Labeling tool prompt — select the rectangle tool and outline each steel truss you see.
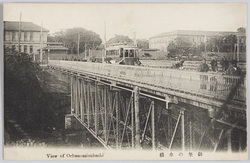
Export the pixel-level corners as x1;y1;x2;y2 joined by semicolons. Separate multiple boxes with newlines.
68;73;246;152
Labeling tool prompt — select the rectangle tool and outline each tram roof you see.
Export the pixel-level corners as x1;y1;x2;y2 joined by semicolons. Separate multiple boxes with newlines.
106;45;138;50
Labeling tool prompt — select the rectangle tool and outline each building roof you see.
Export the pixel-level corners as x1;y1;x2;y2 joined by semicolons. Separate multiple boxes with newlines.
4;21;49;32
150;30;239;39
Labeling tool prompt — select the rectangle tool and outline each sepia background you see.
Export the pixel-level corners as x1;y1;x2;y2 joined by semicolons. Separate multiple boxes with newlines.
1;2;249;160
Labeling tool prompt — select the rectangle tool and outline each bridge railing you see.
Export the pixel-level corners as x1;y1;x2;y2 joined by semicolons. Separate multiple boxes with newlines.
48;60;246;102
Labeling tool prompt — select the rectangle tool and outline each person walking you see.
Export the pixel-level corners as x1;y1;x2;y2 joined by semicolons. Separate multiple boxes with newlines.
210;58;218;72
225;60;242;76
198;59;209;72
220;56;229;72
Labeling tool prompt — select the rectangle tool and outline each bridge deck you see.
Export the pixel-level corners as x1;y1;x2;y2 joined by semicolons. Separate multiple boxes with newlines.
48;60;246;111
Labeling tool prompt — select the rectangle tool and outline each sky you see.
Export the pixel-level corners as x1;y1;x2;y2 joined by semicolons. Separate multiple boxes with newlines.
3;3;247;41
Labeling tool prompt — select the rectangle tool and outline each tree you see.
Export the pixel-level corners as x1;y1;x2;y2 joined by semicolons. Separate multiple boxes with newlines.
107;35;133;45
167;37;192;58
136;39;149;49
206;34;237;53
206;35;224;53
47;31;64;43
223;35;237;52
237;27;246;33
49;28;102;54
4;50;44;132
64;27;102;54
167;41;178;58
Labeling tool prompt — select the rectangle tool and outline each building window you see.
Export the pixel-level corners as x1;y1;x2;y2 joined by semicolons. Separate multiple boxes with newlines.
30;32;33;41
30;45;33;53
24;32;28;41
12;31;16;41
24;45;27;53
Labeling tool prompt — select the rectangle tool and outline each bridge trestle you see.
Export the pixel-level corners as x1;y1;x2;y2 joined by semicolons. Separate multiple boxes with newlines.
46;64;246;152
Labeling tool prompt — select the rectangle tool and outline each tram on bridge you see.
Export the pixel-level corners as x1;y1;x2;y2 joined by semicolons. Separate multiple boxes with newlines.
105;43;139;65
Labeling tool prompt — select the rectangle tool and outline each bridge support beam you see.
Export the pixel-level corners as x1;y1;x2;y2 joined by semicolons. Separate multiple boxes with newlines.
227;129;232;153
70;76;74;115
95;81;99;135
151;100;155;150
115;90;120;149
181;108;185;151
131;93;135;150
103;85;108;144
134;86;141;149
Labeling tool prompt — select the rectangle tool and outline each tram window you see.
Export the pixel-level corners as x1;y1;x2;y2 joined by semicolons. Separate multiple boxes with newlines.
129;50;134;57
125;50;129;57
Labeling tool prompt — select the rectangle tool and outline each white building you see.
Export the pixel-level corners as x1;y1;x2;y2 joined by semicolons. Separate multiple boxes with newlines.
149;30;238;52
4;21;49;54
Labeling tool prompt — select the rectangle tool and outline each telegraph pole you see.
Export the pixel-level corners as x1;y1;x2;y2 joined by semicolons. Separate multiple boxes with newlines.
40;21;43;64
133;31;137;47
18;12;22;52
103;22;107;63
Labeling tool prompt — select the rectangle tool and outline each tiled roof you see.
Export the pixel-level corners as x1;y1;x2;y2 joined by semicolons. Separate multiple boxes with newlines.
4;21;49;32
150;30;238;39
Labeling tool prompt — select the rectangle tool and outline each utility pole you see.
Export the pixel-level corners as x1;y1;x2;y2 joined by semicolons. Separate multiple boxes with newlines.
133;31;137;47
103;22;107;63
236;35;240;62
40;21;43;64
18;12;22;52
204;35;207;58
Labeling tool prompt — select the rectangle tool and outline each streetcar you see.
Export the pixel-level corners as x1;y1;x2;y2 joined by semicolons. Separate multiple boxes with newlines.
105;43;140;65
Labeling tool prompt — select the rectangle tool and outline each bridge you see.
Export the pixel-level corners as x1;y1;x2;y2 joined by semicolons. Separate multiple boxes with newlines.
47;60;246;152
